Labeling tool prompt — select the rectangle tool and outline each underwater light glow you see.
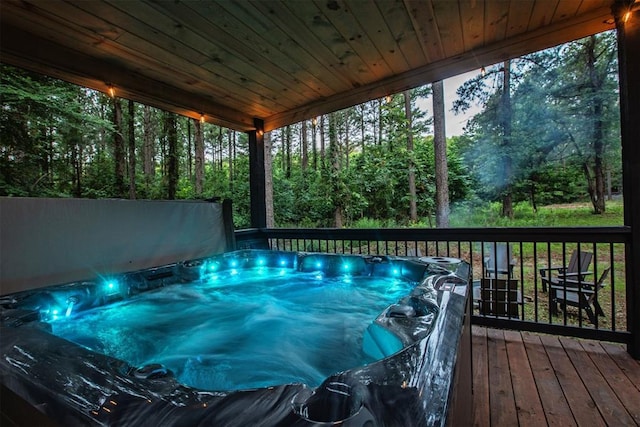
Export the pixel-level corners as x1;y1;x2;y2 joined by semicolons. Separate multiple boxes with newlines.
393;268;400;276
279;259;286;267
315;261;323;269
257;258;266;266
102;280;120;296
230;260;238;268
342;263;350;271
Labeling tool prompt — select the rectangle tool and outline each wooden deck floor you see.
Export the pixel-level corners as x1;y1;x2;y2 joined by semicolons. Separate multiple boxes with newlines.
472;326;640;427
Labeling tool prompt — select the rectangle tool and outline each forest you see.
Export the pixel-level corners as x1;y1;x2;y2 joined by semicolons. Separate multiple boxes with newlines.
0;31;622;229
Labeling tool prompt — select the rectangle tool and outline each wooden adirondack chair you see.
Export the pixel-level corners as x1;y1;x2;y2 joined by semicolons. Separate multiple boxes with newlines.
479;278;520;318
539;250;593;292
484;243;516;279
550;267;610;325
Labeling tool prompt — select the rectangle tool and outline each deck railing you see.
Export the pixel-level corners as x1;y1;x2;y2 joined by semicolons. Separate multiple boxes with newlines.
235;227;632;344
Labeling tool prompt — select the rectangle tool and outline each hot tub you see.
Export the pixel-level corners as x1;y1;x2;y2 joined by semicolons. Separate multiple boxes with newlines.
0;250;471;426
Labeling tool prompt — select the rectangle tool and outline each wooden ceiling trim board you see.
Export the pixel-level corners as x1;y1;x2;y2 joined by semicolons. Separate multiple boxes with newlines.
506;0;536;39
460;0;487;53
0;23;254;131
241;0;357;90
484;0;510;45
223;2;350;96
8;0;123;43
102;1;303;111
374;1;427;70
551;1;583;24
87;1;207;65
527;0;558;30
42;1;274;115
128;1;318;107
577;0;612;15
432;0;466;58
0;1;121;54
403;0;440;64
282;1;377;86
0;1;265;117
163;2;336;98
264;4;614;131
405;0;447;63
212;2;350;96
109;31;281;112
249;0;365;87
314;0;396;78
340;0;411;75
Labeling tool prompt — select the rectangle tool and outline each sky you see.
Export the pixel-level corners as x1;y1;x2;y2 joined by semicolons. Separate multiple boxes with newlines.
418;70;483;136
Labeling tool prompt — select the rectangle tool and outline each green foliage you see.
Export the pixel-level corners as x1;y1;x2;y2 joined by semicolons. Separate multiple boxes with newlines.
1;64;113;197
1;27;624;231
352;217;390;229
454;31;621;212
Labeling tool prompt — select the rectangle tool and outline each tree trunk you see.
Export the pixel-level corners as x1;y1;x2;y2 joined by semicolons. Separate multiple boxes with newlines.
432;81;450;227
587;35;606;214
264;131;275;227
72;141;82;198
312;118;318;170
194;118;204;197
501;60;514;219
160;115;167;179
360;105;366;154
128;99;136;199
344;111;350;170
113;97;126;198
47;125;54;186
142;105;155;196
166;112;178;199
217;127;223;170
377;99;383;146
187;119;192;181
329;113;343;227
404;90;418;223
228;130;234;193
320;115;326;169
301;120;308;171
285;125;292;178
530;182;538;213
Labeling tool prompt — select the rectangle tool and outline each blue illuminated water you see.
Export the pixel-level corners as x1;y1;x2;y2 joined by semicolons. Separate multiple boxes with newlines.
52;268;414;391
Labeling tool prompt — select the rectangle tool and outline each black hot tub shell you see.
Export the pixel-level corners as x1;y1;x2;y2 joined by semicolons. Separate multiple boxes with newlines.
0;250;471;426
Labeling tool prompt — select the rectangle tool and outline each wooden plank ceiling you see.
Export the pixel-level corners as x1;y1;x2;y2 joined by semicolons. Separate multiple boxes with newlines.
0;0;617;132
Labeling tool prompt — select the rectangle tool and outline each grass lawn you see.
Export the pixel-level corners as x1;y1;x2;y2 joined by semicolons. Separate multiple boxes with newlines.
449;199;624;228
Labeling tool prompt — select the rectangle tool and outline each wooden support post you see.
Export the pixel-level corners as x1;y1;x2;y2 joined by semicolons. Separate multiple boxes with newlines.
615;0;640;359
248;118;267;229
